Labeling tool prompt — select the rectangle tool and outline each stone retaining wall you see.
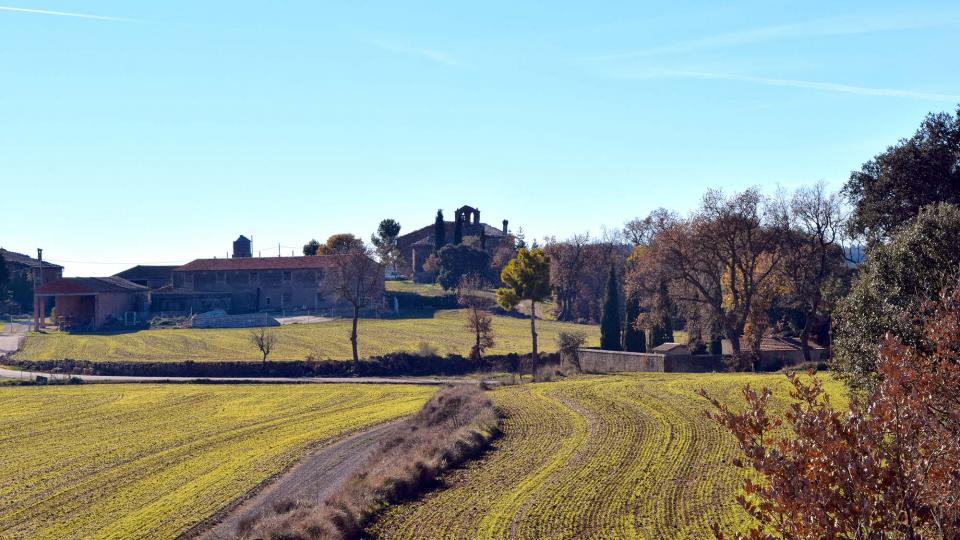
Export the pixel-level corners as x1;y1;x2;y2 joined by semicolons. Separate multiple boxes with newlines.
578;348;726;373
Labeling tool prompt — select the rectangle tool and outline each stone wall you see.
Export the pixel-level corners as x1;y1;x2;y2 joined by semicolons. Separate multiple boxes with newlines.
578;348;727;374
579;349;665;373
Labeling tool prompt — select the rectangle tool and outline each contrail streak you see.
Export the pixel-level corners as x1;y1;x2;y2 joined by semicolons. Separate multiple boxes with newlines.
0;5;136;22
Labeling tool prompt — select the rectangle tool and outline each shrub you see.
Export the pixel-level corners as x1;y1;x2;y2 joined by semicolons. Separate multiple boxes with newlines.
703;285;960;539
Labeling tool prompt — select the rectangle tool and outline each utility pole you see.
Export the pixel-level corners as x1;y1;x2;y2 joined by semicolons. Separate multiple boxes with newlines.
34;248;44;331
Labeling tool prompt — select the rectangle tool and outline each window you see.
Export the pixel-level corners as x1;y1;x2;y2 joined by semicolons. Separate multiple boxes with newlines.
265;297;271;306
316;269;325;281
250;272;258;282
216;272;226;284
283;271;292;281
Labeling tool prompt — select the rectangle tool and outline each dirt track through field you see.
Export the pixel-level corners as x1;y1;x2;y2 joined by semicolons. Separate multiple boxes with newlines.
191;420;405;539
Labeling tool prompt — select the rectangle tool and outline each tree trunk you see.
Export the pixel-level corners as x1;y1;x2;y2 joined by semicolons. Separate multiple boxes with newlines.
800;315;813;363
725;325;749;370
351;305;360;363
530;301;539;380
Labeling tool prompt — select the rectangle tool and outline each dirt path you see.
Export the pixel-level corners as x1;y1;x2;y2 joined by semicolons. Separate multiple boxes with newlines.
0;323;27;355
189;419;405;540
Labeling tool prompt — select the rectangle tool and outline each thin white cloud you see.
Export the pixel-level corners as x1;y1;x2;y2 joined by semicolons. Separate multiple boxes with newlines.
0;5;137;22
586;12;960;61
370;40;470;69
618;69;960;102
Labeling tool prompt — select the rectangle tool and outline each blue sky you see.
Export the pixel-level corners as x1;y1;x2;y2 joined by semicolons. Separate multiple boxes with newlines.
2;1;958;276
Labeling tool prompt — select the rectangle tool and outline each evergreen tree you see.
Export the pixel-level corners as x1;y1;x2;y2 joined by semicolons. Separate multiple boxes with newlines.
600;265;622;351
453;215;463;245
0;252;9;303
648;281;674;349
434;209;445;252
623;292;645;352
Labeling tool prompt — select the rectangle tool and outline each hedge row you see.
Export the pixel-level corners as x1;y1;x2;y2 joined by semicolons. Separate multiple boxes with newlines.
4;352;561;378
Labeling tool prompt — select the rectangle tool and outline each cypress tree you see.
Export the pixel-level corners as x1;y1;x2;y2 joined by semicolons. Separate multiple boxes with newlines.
0;252;9;303
648;281;674;349
623;292;645;352
434;209;445;252
453;215;463;245
600;265;622;350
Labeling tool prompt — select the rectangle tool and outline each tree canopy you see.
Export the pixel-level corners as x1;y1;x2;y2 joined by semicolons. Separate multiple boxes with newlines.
833;202;960;389
435;244;491;291
316;234;365;256
497;247;551;371
844;107;960;245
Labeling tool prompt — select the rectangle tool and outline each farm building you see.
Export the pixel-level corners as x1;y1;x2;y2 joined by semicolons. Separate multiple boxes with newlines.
651;342;690;356
153;252;384;315
395;204;512;282
722;334;828;367
34;277;150;331
1;248;63;282
113;265;177;290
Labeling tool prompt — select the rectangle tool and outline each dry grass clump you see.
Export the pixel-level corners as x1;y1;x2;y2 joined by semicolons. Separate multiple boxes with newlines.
245;384;500;540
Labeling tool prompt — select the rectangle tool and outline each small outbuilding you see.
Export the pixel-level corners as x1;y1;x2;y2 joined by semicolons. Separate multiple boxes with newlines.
722;334;828;368
651;342;690;356
35;277;150;331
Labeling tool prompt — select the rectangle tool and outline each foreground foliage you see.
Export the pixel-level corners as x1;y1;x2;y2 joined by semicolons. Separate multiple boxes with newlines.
372;373;845;538
14;309;598;362
0;383;434;539
832;203;960;389
705;287;960;539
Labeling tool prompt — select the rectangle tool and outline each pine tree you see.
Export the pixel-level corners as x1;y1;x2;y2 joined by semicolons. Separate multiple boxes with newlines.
434;209;445;252
623;291;646;352
648;281;674;349
453;215;463;245
600;265;622;351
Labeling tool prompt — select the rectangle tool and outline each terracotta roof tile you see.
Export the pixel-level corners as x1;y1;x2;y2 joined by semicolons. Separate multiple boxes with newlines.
174;256;346;272
36;277;148;295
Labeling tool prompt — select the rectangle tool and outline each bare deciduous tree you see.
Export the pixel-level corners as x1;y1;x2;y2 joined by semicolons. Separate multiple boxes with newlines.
780;182;849;361
249;327;277;365
334;245;385;363
457;274;495;362
633;189;785;366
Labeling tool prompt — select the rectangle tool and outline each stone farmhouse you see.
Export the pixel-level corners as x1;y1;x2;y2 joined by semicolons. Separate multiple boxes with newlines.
151;236;384;316
396;204;511;282
1;248;64;283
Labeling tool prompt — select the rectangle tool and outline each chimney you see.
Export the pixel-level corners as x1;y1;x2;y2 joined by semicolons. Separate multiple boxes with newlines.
502;219;509;235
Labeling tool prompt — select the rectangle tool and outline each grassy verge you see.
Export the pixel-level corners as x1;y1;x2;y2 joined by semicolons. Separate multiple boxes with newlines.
247;385;499;539
15;310;598;362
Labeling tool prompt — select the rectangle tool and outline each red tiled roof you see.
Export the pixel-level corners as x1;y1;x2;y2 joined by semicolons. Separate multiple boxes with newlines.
174;256;345;272
114;265;178;281
730;335;825;352
35;277;148;295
